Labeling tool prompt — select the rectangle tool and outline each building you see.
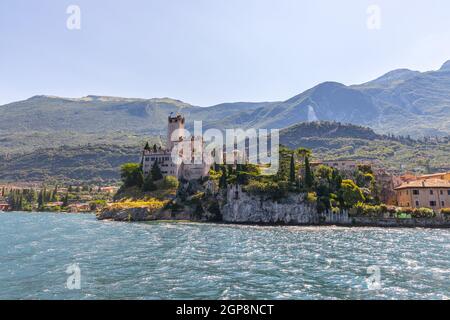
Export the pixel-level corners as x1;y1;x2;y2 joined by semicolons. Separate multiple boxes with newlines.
417;172;450;181
141;114;210;181
395;179;450;210
0;203;9;211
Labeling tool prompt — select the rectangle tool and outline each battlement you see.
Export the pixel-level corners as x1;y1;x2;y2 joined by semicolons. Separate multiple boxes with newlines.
168;113;185;124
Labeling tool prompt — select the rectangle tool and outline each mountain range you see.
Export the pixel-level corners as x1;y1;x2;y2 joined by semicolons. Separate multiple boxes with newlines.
1;60;450;182
1;60;450;155
1;121;448;184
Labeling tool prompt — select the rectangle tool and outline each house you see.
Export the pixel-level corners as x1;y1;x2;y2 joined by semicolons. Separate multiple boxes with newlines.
395;179;450;210
46;202;64;208
68;203;91;213
417;172;450;181
99;186;119;194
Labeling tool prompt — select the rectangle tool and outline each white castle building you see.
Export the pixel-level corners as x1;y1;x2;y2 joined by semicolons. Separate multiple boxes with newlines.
141;114;211;181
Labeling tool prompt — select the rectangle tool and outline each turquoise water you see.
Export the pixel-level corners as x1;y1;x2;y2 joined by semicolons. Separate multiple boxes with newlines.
0;212;449;300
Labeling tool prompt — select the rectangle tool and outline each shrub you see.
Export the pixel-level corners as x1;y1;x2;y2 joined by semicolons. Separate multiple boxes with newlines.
412;207;435;218
306;192;317;203
89;200;107;210
340;180;365;208
120;163;144;188
161;176;179;190
109;199;167;211
440;208;450;215
244;180;288;200
387;206;398;214
351;202;388;217
399;207;413;214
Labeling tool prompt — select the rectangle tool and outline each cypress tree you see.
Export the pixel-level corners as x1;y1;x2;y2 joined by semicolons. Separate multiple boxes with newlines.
304;156;314;189
289;153;296;183
52;185;58;201
219;166;228;189
142;173;157;192
151;162;163;181
37;190;44;210
62;192;69;207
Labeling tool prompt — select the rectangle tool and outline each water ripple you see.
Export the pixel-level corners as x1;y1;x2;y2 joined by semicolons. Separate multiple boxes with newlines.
0;212;449;299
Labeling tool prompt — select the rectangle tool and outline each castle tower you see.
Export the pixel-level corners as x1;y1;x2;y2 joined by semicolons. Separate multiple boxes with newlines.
167;113;185;151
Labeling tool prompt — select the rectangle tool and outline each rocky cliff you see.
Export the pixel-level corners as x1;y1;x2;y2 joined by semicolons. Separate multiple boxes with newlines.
221;185;318;224
97;206;191;222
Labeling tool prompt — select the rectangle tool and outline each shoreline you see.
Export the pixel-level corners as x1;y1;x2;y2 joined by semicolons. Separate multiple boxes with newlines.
5;211;450;229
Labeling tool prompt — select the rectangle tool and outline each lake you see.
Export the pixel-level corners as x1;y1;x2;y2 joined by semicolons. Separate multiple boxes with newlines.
0;212;449;299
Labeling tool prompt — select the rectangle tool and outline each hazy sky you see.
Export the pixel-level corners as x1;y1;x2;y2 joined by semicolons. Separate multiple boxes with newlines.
1;0;450;106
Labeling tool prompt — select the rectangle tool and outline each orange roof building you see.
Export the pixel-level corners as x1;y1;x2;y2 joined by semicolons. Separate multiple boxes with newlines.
395;179;450;210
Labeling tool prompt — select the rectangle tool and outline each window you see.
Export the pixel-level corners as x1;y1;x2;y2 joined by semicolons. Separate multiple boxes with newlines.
440;190;444;195
430;201;437;207
430;190;434;195
448;190;450;196
145;157;149;161
406;190;409;195
413;190;419;195
415;201;419;206
442;201;445;207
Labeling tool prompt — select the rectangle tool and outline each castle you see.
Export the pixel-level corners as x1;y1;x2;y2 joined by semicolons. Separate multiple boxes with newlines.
141;114;211;181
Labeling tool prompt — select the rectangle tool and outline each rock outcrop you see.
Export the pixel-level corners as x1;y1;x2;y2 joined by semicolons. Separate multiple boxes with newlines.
221;185;318;224
97;207;156;221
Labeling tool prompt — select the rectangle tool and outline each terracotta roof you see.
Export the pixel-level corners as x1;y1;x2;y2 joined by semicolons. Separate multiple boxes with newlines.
418;172;450;179
395;179;450;190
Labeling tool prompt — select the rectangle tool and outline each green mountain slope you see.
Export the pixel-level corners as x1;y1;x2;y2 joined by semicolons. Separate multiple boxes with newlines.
280;122;450;174
1;122;448;184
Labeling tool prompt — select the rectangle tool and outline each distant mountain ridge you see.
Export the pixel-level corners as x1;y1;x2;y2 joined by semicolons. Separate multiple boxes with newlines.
1;60;450;156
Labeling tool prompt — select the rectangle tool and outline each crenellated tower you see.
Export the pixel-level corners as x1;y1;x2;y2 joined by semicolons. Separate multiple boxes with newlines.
167;113;185;151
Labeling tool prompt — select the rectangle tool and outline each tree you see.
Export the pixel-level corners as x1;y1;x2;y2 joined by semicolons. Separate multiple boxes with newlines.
150;162;164;181
316;165;333;188
52;185;58;201
142;173;157;192
37;189;45;210
289;153;296;184
304;156;314;189
296;148;312;163
219;166;228;189
120;163;144;188
331;169;342;193
340;180;365;208
153;144;158;153
144;142;151;151
62;192;69;207
161;176;179;190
